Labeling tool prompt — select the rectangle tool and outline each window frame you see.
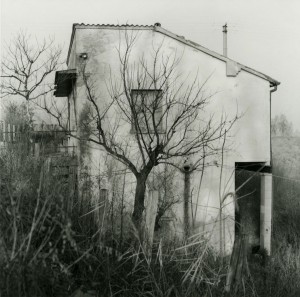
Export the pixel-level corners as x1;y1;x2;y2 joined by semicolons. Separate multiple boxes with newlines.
130;89;164;134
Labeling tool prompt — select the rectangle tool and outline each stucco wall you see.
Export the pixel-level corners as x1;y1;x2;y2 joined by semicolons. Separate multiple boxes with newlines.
67;27;271;252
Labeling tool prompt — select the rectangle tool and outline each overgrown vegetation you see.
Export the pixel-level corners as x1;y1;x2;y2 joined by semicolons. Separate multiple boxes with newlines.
1;129;300;297
0;135;229;296
269;134;300;297
0;138;75;296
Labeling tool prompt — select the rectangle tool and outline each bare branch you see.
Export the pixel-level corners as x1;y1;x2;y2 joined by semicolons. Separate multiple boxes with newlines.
1;31;63;104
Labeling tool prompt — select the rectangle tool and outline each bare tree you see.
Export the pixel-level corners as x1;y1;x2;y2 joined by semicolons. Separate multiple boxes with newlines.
41;31;238;238
1;31;62;115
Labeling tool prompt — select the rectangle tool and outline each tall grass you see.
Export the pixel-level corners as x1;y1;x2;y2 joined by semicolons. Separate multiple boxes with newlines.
260;136;300;297
0;140;78;296
0;137;230;296
1;135;300;297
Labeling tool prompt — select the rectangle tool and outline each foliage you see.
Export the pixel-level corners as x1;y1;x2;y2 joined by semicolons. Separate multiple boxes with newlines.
272;136;300;243
271;114;293;137
3;102;34;125
266;135;300;296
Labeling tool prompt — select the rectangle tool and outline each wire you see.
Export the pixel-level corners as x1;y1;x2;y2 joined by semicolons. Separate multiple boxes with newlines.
272;174;300;183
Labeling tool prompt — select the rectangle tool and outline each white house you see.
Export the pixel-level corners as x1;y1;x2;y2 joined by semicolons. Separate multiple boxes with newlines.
54;23;279;254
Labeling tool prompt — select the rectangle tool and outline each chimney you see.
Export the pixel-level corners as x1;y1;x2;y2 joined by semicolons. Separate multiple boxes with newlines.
222;23;228;57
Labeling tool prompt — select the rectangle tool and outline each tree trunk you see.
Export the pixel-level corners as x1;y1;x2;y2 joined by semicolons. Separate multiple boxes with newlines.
132;174;148;235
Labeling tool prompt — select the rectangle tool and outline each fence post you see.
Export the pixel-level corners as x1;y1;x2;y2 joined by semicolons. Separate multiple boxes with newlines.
34;143;40;158
12;125;16;142
99;178;108;238
0;121;3;142
7;123;11;142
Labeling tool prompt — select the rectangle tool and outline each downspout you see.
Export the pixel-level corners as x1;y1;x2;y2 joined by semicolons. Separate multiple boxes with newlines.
266;83;278;255
270;83;278;168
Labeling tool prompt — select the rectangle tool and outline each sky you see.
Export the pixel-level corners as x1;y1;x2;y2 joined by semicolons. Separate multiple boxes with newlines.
1;0;300;129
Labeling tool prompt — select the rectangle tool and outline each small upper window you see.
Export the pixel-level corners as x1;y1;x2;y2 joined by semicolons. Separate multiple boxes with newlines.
130;89;163;134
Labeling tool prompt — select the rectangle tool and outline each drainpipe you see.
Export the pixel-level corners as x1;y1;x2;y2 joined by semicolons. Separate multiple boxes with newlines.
261;83;278;255
270;84;278;168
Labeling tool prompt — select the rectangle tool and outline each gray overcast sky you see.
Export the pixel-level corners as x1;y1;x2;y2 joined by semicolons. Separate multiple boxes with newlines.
1;0;300;129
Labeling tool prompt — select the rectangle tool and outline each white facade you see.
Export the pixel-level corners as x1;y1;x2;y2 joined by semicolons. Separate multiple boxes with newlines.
56;24;279;254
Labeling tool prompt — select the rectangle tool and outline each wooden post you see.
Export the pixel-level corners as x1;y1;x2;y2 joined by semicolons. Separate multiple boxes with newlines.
260;173;272;255
0;121;4;142
99;188;108;234
3;122;6;142
34;143;40;158
7;123;11;142
12;124;16;142
225;234;250;294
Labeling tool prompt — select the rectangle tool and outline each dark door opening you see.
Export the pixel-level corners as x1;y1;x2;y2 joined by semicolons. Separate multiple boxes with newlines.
235;162;264;251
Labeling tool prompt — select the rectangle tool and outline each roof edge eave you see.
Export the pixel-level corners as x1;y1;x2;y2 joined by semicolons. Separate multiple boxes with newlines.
66;23;280;86
154;26;280;85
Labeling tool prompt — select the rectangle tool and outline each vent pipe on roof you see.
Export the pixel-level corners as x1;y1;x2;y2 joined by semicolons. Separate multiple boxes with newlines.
223;23;228;57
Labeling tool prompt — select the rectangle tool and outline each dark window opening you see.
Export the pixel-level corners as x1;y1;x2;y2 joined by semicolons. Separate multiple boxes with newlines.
130;89;163;134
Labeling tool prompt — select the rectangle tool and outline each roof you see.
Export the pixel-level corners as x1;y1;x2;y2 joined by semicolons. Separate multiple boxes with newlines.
67;23;280;86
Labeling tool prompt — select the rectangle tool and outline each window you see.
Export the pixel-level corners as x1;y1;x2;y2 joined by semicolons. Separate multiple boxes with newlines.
130;89;163;134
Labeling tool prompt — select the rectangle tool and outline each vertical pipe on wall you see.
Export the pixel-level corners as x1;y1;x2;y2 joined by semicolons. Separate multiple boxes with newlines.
265;84;277;255
270;84;278;167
